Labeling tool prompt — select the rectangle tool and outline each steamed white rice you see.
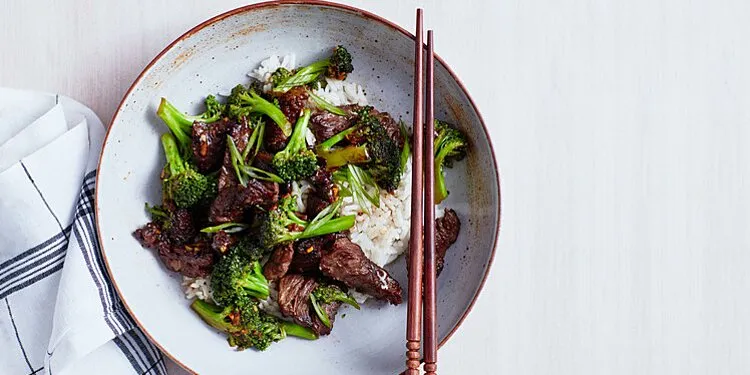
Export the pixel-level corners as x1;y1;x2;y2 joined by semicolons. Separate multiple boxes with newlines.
184;54;410;304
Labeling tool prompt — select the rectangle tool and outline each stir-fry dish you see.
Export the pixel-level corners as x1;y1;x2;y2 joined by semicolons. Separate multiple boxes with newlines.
133;46;468;351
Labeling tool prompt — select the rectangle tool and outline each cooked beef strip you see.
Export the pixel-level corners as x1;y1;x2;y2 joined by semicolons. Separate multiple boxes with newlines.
264;118;288;152
435;208;460;276
319;237;403;305
165;208;197;245
211;230;237;254
209;180;279;223
309;107;357;142
277;86;309;125
134;222;214;278
277;274;340;336
252;150;275;172
192;119;234;173
209;121;279;223
305;168;336;218
263;242;294;281
288;233;349;275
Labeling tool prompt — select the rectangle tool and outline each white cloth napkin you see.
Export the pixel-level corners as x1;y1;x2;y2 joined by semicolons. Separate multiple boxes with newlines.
0;88;166;375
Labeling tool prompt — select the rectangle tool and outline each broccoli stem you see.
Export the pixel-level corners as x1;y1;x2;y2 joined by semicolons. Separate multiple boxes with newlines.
273;59;330;93
399;120;411;172
157;98;193;149
434;146;453;204
309;294;331;328
239;91;291;136
317;126;359;151
239;262;270;300
336;294;361;309
161;133;186;176
317;145;369;168
191;299;235;333
282;321;318;340
285;108;312;155
144;203;168;220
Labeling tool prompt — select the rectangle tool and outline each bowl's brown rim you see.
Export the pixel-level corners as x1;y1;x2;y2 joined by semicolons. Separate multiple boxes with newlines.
95;1;502;373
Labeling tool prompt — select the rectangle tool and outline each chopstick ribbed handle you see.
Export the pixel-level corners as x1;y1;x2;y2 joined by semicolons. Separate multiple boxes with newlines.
406;340;421;374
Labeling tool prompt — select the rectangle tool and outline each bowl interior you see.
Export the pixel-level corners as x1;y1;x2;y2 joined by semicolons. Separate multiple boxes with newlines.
97;3;499;374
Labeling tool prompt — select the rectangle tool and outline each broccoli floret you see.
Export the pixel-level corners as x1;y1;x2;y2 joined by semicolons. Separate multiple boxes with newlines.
273;45;354;93
309;283;360;328
157;95;223;153
211;246;270;307
316;107;402;191
326;45;354;80
226;84;291;136
433;119;468;204
270;67;292;88
259;197;355;250
313;284;360;309
271;109;318;181
160;133;210;208
191;299;289;351
231;235;268;262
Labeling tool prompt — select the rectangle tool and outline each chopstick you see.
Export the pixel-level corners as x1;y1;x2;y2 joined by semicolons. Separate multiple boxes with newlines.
423;29;438;375
405;8;425;375
406;8;439;375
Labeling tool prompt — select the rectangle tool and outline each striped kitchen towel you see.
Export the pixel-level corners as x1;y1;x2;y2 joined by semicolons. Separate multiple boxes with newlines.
0;88;166;375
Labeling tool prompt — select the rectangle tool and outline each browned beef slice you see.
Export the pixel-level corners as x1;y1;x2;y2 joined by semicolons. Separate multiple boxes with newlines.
319;237;403;305
134;223;214;278
211;230;237;254
309;106;358;142
289;236;325;275
264;118;289;152
305;169;336;218
435;208;460;276
192;119;234;173
208;180;279;223
209;122;279;223
263;242;294;281
277;274;340;336
277;86;309;125
165;208;197;245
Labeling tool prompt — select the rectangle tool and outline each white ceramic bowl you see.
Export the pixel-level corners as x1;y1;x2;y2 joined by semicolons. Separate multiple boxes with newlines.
97;2;500;374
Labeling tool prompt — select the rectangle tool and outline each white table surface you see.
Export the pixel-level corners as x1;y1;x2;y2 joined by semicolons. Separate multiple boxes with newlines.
3;0;750;374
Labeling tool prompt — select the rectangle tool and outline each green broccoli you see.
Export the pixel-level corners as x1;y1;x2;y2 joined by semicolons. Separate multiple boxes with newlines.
271;108;318;181
157;95;223;153
259;197;355;250
191;299;317;351
312;284;360;308
273;45;354;93
316;107;402;191
210;246;270;307
326;45;354;80
309;283;360;328
270;67;292;88
160;133;210;208
433;119;468;204
225;84;291;136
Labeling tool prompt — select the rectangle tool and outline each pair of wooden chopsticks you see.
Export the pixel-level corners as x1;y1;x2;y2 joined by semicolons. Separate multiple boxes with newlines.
406;8;438;375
